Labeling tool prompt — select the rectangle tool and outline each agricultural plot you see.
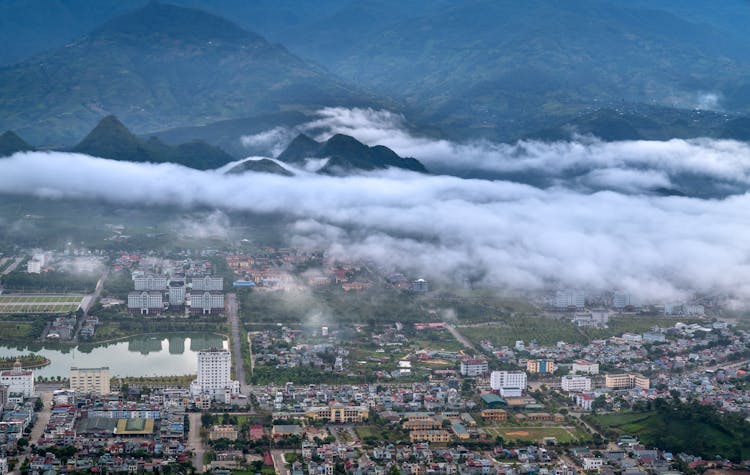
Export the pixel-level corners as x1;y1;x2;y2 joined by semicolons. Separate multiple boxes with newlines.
0;294;84;313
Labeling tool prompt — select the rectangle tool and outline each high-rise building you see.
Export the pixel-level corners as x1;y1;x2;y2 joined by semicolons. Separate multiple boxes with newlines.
69;367;111;395
127;291;164;315
612;292;631;309
561;375;592;392
604;373;650;390
190;291;225;315
168;281;186;307
192;276;223;291
190;348;239;402
555;290;585;310
490;371;527;397
133;275;168;291
527;359;556;374
459;358;488;377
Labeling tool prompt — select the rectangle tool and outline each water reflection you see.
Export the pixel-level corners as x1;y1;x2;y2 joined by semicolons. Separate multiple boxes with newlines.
0;333;227;378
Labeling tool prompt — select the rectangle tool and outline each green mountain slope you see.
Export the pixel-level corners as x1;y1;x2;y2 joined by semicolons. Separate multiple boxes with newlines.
0;2;380;146
225;159;293;176
71;115;235;170
276;133;428;174
0;131;36;157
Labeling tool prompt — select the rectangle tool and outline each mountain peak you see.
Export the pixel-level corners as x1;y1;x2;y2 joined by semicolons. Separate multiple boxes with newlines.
275;133;428;175
0;130;35;157
92;2;260;43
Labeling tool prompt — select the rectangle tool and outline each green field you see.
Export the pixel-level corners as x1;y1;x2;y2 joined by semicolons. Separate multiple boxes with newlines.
0;294;83;313
484;426;584;443
0;322;36;338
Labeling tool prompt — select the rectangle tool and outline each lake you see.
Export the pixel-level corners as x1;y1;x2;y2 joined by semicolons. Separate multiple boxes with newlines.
0;333;227;378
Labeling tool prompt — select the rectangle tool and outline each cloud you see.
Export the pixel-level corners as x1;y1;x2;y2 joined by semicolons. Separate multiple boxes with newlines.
294;107;750;195
240;127;297;156
2;146;750;304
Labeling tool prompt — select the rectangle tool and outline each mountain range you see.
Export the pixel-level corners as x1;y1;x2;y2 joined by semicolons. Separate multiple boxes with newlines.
0;2;382;146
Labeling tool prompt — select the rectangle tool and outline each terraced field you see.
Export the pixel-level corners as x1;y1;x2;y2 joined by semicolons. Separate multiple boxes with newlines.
0;294;84;313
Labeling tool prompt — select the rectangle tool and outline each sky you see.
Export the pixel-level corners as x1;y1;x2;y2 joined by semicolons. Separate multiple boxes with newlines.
2;107;750;304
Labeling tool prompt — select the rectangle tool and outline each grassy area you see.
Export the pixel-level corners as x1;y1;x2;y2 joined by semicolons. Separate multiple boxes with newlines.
0;322;37;339
587;403;750;462
485;426;581;443
460;318;588;346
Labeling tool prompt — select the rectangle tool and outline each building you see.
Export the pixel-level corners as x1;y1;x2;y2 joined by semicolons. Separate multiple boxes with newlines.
26;259;42;274
409;430;451;443
490;371;527;397
0;361;34;398
605;373;650;390
127;291;163;315
582;458;604;471
480;409;508;421
69;367;110;395
168;281;186;308
571;360;600;375
555;290;585;310
133;275;168;291
410;278;429;293
527;359;556;374
612;292;631;309
190;348;239;402
192;275;223;291
209;425;238;441
460;358;488;377
561;375;592;392
305;404;369;423
190;291;225;315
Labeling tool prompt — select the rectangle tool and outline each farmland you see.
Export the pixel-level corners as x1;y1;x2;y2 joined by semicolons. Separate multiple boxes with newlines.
0;294;84;313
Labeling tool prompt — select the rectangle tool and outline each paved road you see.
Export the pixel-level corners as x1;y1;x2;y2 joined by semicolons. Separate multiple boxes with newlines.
270;450;289;475
446;324;477;352
226;293;250;394
1;257;24;276
12;392;53;474
187;413;205;473
73;269;109;342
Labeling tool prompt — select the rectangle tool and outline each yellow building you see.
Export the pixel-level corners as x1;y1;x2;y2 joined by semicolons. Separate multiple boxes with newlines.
526;359;556;374
605;373;650;390
69;367;110;395
480;409;508;421
403;418;441;430
305;404;369;423
409;430;451;443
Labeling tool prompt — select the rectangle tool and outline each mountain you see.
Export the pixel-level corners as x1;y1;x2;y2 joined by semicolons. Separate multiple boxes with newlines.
0;2;382;146
225;159;293;176
719;117;750;141
0;131;36;157
276;133;428;174
71;115;235;169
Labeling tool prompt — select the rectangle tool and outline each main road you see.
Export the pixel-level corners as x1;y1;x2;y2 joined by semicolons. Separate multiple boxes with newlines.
187;413;205;473
226;293;251;395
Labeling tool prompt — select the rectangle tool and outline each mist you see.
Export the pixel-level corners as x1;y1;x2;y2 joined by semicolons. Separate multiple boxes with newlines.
3;138;750;304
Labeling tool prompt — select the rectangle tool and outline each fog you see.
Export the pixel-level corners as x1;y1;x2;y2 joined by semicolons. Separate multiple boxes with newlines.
2;139;750;303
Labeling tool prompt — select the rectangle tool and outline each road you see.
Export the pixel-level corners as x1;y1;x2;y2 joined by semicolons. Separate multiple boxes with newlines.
73;269;108;342
187;413;205;473
1;256;24;276
446;324;477;352
12;391;53;474
270;450;289;475
226;293;250;395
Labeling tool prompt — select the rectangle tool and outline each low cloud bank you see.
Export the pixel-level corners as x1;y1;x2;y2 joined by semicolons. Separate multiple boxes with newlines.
2;150;750;302
242;107;750;195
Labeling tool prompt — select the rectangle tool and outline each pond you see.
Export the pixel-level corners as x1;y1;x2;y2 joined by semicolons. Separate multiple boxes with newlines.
0;333;227;378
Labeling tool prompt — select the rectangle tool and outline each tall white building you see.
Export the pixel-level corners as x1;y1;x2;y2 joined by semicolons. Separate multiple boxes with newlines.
571;360;600;375
555;290;585;310
490;371;527;397
127;291;164;315
460;358;488;377
190;291;225;315
70;367;110;395
192;276;223;291
561;375;592;392
612;292;631;309
133;275;168;291
0;361;34;398
168;281;186;307
190;348;239;402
